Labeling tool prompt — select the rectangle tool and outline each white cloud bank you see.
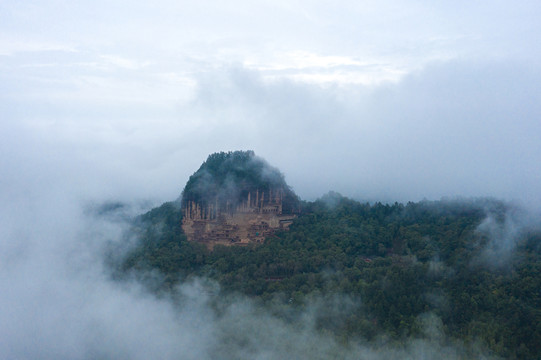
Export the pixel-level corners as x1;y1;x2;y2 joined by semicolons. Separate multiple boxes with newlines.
2;58;540;204
1;1;540;204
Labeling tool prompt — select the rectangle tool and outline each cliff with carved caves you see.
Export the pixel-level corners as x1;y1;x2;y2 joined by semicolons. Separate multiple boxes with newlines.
180;151;299;248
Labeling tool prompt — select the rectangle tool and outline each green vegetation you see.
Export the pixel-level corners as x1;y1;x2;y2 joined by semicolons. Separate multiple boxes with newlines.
121;193;541;359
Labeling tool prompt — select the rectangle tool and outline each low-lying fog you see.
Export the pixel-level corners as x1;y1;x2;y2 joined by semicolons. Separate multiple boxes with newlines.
0;182;499;359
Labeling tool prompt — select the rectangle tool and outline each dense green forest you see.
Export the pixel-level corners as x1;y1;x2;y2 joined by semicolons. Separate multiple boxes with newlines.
120;193;541;359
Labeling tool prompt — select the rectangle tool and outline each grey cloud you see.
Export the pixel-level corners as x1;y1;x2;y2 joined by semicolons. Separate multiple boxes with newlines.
181;60;541;205
2;57;539;206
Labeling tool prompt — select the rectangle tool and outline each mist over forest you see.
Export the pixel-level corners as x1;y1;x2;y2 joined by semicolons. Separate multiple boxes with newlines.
2;1;541;359
1;144;540;359
114;151;540;359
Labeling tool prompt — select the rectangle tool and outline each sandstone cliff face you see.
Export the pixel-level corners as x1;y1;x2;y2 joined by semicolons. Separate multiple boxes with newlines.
180;151;300;248
182;188;296;248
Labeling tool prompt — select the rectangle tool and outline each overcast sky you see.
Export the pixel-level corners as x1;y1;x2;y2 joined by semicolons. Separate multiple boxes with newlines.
1;0;541;205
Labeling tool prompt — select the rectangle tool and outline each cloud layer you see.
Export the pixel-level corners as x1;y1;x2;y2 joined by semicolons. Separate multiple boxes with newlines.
3;60;540;204
2;1;540;204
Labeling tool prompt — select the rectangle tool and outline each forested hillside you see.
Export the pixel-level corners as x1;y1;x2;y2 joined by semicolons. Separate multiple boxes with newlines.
120;193;541;359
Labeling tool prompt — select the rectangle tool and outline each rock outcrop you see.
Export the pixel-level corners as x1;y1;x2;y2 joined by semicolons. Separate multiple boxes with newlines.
180;151;299;248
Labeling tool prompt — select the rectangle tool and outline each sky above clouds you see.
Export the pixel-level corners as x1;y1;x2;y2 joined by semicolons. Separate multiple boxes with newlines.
1;0;541;204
